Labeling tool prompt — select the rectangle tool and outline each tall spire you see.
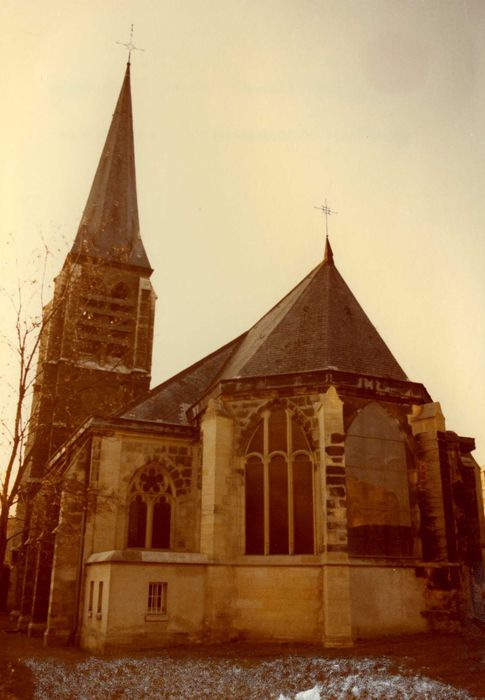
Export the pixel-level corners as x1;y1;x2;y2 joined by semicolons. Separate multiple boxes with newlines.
71;63;151;269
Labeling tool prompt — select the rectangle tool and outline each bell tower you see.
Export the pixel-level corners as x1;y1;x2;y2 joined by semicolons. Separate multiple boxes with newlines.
28;61;155;479
15;62;155;635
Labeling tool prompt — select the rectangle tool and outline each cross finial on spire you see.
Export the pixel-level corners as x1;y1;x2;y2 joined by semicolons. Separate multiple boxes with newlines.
116;24;145;64
314;199;337;239
314;199;337;260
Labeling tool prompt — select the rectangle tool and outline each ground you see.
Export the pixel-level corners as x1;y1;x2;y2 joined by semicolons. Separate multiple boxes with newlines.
1;615;484;699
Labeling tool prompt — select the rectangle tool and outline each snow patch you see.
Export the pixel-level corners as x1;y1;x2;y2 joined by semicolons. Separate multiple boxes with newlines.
295;685;321;700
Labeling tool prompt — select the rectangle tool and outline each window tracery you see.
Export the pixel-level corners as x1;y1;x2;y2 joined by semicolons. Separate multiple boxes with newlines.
245;407;314;555
127;463;174;549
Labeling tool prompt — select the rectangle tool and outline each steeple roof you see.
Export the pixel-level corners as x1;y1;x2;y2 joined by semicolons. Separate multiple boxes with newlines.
71;63;151;269
217;243;407;381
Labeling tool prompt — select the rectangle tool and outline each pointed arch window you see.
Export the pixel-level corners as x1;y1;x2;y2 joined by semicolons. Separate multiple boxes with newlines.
127;463;174;549
245;408;315;555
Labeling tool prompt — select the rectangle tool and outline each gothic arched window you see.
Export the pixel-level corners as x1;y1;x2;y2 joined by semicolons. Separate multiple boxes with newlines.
127;463;174;549
245;408;314;555
345;403;412;557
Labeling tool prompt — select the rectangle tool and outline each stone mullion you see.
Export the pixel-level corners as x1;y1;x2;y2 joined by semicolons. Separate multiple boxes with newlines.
286;409;294;555
263;411;270;556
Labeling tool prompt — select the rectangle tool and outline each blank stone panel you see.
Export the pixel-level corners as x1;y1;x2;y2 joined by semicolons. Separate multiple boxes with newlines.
346;403;412;557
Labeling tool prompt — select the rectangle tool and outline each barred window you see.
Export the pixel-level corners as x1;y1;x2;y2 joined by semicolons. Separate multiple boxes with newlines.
97;581;103;616
147;581;167;616
88;580;94;616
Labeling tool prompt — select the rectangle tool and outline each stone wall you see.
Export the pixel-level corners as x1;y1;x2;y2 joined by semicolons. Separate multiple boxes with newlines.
349;565;427;638
233;565;322;641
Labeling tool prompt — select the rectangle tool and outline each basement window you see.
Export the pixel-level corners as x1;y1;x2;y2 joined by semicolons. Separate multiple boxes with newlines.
96;581;103;619
146;581;168;620
87;580;94;618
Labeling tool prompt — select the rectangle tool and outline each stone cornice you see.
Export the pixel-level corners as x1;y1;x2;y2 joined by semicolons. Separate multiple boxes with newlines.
187;368;431;422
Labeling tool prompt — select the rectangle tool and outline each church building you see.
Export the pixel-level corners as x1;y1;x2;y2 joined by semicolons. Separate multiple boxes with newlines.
15;62;485;652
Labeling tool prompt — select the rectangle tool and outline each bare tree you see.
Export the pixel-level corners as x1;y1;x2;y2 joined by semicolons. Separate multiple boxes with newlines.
0;245;53;589
0;242;142;602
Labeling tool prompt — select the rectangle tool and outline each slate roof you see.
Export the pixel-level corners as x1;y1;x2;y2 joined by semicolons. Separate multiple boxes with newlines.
219;239;407;381
122;240;407;426
120;337;242;424
71;63;151;270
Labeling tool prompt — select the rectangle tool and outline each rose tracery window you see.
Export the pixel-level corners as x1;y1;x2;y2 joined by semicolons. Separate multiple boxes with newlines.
245;407;315;555
127;463;174;549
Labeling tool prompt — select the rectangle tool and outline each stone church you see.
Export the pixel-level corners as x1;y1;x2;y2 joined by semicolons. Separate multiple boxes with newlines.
13;62;485;652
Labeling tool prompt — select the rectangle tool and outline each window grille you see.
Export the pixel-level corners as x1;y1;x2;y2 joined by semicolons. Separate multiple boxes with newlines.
87;580;94;617
97;581;103;616
147;581;167;616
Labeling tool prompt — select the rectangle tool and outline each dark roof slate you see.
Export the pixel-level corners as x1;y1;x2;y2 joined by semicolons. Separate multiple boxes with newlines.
120;337;242;424
219;248;407;381
122;242;407;425
71;63;151;270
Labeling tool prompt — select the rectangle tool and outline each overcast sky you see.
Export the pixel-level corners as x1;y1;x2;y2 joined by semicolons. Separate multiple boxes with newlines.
1;0;484;464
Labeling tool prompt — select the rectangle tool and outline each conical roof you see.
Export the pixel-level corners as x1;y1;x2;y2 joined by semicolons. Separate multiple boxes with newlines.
219;239;407;381
123;241;408;427
71;63;151;269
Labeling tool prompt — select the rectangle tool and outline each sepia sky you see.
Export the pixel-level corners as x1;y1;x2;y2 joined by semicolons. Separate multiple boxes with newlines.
1;0;484;464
